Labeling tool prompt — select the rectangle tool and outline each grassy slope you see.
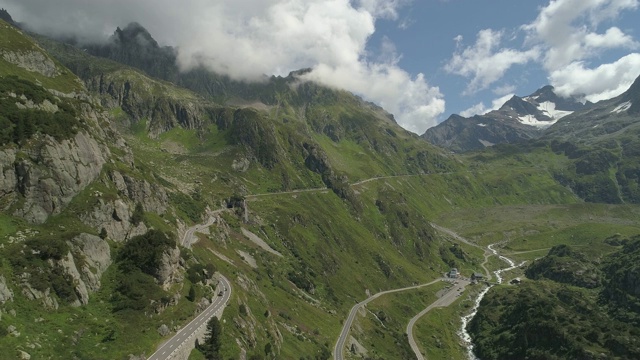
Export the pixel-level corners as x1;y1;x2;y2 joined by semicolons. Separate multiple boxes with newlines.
0;20;82;93
351;282;448;359
2;21;640;359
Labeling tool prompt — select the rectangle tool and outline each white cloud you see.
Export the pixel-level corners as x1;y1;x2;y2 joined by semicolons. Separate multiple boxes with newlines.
459;93;514;117
522;0;640;101
491;93;516;110
524;0;639;70
549;53;640;101
493;84;517;96
448;0;640;108
445;29;540;94
584;27;637;49
306;63;445;133
459;103;487;118
356;0;410;20
3;0;443;134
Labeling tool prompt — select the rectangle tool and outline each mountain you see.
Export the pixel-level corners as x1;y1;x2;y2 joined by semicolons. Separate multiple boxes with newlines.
1;16;640;360
0;8;16;26
545;74;640;142
422;85;589;152
2;19;544;359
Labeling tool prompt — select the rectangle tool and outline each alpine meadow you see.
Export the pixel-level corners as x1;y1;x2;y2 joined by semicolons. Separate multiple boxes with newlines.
1;2;640;360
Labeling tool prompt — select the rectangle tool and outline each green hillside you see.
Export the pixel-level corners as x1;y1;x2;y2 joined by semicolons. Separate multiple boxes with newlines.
0;18;639;360
469;239;640;360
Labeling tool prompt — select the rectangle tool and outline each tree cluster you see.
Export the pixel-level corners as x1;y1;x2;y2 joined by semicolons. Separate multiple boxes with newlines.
0;76;80;146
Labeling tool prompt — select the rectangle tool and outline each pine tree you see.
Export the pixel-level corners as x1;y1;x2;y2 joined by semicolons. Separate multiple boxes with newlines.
187;285;196;302
200;317;222;359
131;202;144;226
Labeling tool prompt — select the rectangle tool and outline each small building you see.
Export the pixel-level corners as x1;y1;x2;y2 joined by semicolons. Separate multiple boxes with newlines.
510;278;522;285
448;268;459;278
471;272;484;281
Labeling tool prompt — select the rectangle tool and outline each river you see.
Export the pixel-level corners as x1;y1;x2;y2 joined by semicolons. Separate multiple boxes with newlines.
458;244;522;360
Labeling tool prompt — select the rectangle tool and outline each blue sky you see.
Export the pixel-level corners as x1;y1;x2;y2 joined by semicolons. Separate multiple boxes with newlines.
369;0;640;121
3;0;640;134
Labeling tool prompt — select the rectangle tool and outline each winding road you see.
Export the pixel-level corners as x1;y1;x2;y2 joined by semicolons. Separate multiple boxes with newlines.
406;279;471;360
148;275;232;360
333;279;444;360
181;209;226;248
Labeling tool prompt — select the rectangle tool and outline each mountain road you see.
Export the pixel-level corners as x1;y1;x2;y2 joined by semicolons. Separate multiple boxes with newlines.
406;279;471;360
333;278;444;360
147;275;232;360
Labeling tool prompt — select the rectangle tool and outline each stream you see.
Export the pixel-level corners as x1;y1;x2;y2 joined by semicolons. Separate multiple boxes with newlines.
458;244;522;360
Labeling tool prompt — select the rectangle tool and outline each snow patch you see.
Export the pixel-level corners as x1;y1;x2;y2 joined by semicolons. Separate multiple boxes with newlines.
478;139;495;147
612;101;632;113
477;123;487;127
537;101;573;120
518;115;557;128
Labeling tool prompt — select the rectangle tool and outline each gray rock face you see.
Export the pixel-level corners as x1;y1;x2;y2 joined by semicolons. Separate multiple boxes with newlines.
21;283;58;310
58;252;89;307
85;73;208;138
157;246;181;287
157;324;170;337
54;233;112;306
1;50;59;77
110;171;168;214
69;233;112;293
14;98;59;112
0;132;109;224
0;148;18;198
0;276;13;303
232;158;250;172
80;198;148;242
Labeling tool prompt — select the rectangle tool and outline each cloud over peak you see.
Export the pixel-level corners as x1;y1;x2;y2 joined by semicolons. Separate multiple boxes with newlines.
4;0;445;134
447;0;640;108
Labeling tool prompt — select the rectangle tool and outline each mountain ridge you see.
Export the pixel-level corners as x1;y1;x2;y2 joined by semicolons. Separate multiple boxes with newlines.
2;14;640;360
422;85;590;152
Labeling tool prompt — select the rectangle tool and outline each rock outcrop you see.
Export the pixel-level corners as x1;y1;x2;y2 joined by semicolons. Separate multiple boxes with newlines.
1;49;60;77
0;275;13;303
58;252;90;306
69;233;112;292
85;73;209;138
157;246;182;287
21;282;58;310
56;233;112;306
110;171;168;214
80;198;148;242
0;132;109;224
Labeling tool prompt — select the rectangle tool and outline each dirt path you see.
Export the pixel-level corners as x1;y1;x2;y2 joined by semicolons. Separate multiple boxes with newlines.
240;228;283;257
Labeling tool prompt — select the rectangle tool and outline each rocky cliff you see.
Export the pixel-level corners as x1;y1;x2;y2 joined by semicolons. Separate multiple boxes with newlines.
1;131;109;224
85;71;213;138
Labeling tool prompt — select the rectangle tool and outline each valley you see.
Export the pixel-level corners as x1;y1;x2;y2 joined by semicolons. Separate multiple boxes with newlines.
0;14;639;360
